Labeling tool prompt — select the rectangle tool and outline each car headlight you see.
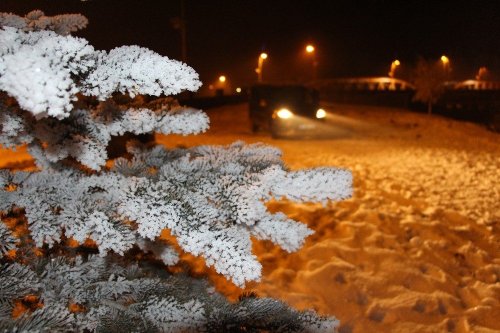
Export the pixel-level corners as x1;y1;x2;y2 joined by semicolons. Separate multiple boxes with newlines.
316;108;326;119
276;108;293;119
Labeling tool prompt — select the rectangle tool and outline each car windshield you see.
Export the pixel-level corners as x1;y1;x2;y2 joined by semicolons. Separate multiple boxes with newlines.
251;85;317;111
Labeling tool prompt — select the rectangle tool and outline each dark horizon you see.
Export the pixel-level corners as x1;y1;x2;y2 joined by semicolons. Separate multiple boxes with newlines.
2;0;500;91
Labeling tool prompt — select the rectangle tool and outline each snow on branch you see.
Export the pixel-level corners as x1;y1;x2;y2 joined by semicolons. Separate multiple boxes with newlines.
0;27;201;119
0;256;338;332
81;45;202;100
0;8;351;291
103;107;209;137
252;212;314;252
0;304;74;333
177;225;262;287
0;10;88;35
141;296;205;332
137;238;180;266
0;27;95;118
0;142;352;286
0;262;40;301
0;102;33;148
0;224;16;258
1;104;208;170
264;166;353;204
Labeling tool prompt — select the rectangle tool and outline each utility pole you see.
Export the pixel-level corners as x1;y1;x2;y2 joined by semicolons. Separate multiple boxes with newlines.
180;0;187;63
171;0;187;63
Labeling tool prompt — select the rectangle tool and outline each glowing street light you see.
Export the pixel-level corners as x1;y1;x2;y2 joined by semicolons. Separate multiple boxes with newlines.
440;55;451;75
213;75;227;96
256;52;268;83
305;44;318;81
388;59;400;78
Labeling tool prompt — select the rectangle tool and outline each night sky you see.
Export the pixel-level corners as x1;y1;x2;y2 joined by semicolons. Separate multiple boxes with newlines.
2;0;500;91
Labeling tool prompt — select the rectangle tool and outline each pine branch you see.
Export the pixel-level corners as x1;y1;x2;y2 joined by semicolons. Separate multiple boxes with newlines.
0;263;40;302
0;216;17;257
2;142;351;286
0;256;338;333
0;304;74;333
0;10;88;35
0;299;13;322
0;28;200;119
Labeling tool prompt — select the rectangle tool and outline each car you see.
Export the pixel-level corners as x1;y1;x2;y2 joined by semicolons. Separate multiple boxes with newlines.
249;84;327;138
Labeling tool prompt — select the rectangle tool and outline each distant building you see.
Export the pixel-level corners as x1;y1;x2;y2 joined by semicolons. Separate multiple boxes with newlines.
311;77;500;130
314;77;415;92
312;77;415;108
445;80;500;91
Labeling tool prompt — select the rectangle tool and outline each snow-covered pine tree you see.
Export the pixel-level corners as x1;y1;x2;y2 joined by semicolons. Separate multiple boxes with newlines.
0;10;352;332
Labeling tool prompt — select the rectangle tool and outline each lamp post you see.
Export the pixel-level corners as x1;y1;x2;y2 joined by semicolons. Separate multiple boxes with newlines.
256;52;268;83
305;44;318;81
170;0;188;63
213;75;227;96
388;59;400;78
440;55;450;70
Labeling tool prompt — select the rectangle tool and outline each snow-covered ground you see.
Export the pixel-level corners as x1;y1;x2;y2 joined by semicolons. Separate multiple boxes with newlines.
156;103;499;333
1;103;498;333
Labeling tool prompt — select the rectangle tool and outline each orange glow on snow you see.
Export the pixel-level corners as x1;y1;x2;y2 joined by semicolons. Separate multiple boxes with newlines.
1;103;499;332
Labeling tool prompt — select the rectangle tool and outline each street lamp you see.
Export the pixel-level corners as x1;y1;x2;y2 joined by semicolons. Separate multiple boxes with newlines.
440;55;450;69
305;44;318;81
256;52;268;83
440;55;451;77
388;59;400;78
213;75;227;96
